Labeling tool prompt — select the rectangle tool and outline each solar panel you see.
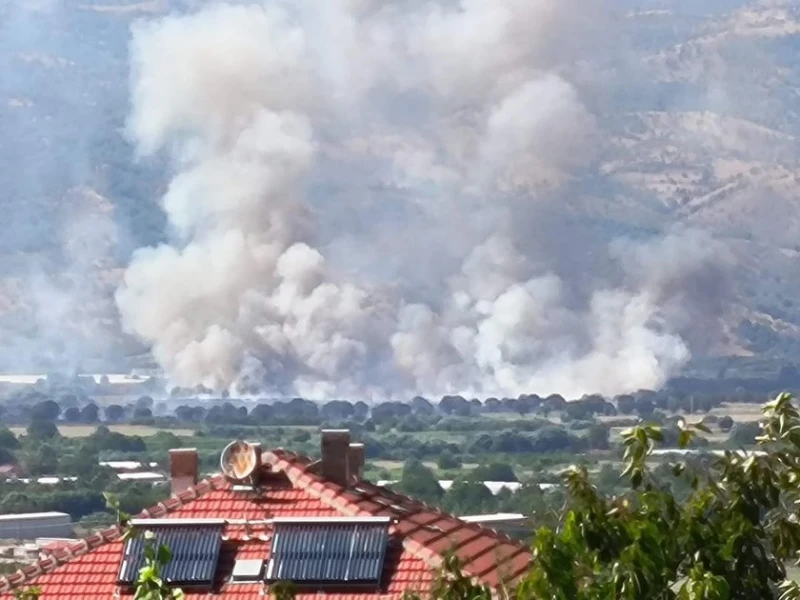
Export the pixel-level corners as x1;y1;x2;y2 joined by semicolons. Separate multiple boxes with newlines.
266;518;390;584
117;525;224;587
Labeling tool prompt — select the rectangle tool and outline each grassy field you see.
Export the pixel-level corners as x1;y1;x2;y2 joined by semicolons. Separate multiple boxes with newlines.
10;424;196;438
712;402;765;422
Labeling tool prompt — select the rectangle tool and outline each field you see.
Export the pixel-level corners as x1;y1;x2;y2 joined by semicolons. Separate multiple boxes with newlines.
9;424;196;438
710;402;765;422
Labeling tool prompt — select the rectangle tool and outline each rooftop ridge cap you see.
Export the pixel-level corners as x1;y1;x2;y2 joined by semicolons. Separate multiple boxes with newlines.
0;471;226;594
372;479;530;544
264;451;374;518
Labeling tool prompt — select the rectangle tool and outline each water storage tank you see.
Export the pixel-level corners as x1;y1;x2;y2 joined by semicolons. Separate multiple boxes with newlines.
0;512;73;540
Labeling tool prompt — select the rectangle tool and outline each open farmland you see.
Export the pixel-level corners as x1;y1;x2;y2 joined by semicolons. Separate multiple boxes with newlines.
9;424;195;438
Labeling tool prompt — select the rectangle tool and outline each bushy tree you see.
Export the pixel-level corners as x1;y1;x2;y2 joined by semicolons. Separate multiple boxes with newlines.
135;396;154;411
394;459;443;504
729;420;761;446
80;403;99;423
440;395;471;416
615;394;635;414
586;423;610;450
410;396;435;415
105;404;125;422
133;407;153;420
31;400;60;421
321;400;355;421
403;393;800;600
437;451;462;470
25;444;59;475
442;481;496;516
470;463;519;482
26;418;59;441
0;446;16;465
63;406;81;423
0;427;20;450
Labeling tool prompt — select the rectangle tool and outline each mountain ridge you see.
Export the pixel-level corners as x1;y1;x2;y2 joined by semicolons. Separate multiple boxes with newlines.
0;0;798;381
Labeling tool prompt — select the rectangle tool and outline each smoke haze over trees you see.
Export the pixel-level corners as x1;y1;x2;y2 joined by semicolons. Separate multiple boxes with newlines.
114;0;734;399
2;0;800;397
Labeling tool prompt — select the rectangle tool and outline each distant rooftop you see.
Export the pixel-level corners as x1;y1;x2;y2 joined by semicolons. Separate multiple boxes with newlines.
650;449;768;457
377;480;557;494
99;461;159;471
0;374;147;385
460;513;528;524
116;472;165;482
0;512;69;522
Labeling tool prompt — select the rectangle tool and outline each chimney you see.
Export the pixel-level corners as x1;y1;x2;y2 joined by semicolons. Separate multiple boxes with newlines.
250;441;262;483
348;443;365;482
169;448;198;495
250;441;262;470
321;429;350;486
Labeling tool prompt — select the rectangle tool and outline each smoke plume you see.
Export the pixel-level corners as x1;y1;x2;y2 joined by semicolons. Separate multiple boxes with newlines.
117;0;732;399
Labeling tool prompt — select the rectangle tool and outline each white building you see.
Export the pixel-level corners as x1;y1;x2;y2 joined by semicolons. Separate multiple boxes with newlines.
99;461;158;471
650;449;767;457
17;477;78;485
0;512;72;540
116;472;166;483
377;480;557;494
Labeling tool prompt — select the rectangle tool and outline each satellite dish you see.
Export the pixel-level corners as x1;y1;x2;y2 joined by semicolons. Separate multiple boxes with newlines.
220;440;258;481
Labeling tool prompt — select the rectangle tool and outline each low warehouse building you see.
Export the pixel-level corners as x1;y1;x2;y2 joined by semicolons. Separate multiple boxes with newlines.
0;513;72;541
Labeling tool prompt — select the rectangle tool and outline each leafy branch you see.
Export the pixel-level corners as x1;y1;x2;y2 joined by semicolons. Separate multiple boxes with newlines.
104;492;184;600
133;531;184;600
13;587;41;600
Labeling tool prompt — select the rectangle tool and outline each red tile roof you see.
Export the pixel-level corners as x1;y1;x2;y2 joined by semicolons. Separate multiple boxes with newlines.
0;449;532;599
0;464;17;476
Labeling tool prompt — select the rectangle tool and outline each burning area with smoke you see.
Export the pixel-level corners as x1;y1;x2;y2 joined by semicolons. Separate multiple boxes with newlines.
115;0;732;400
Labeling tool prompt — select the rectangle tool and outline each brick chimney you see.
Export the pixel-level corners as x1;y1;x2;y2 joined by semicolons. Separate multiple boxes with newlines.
250;442;262;470
321;430;350;486
169;448;198;495
348;443;365;482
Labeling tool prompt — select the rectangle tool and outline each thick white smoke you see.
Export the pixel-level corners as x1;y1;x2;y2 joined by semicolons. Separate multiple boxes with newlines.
117;0;730;399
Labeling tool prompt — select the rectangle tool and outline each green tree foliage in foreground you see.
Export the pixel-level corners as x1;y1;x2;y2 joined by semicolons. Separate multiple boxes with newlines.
405;393;800;600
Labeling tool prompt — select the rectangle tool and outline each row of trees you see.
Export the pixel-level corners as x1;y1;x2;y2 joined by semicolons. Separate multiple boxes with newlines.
0;394;740;429
6;378;800;429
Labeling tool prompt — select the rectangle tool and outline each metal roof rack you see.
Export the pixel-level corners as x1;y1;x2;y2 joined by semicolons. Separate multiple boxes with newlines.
129;518;227;527
270;516;390;525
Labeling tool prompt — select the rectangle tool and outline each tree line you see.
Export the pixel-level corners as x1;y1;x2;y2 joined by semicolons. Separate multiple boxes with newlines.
0;386;789;428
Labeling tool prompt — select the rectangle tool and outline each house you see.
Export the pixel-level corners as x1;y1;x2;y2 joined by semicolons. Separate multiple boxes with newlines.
0;430;533;599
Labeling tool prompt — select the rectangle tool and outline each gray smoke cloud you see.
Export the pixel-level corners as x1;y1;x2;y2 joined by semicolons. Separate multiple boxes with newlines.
0;0;144;374
116;0;732;399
